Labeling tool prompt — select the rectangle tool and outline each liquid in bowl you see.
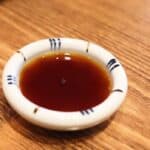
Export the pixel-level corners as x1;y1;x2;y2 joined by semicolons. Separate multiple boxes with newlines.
19;51;112;112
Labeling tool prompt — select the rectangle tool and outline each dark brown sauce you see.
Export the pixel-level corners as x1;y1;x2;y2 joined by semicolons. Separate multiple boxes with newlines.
19;51;112;112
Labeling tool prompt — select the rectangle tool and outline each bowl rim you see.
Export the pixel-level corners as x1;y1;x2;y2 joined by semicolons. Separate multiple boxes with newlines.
2;37;128;131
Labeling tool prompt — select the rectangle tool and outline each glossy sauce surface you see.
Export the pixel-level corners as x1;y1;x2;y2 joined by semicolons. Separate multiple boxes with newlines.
19;51;112;111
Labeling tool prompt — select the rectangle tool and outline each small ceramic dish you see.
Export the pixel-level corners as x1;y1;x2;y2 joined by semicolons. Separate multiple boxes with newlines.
2;38;128;131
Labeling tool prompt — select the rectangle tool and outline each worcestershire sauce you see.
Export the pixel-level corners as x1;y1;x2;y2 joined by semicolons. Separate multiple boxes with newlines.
19;51;112;111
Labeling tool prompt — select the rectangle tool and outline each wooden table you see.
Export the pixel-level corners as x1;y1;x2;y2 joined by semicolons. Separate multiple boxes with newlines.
0;0;149;149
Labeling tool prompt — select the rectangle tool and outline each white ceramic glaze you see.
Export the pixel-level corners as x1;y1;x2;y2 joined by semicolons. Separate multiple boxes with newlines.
2;38;128;131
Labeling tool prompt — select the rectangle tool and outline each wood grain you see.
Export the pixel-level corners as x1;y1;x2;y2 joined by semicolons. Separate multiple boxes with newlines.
0;0;150;149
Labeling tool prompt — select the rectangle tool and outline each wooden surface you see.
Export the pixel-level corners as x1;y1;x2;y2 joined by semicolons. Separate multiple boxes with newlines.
0;0;150;149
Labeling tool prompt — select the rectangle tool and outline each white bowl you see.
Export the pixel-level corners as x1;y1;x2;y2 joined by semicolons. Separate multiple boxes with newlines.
2;38;128;131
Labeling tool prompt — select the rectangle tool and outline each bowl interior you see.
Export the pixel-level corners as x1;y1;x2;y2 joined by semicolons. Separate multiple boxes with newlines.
18;50;113;112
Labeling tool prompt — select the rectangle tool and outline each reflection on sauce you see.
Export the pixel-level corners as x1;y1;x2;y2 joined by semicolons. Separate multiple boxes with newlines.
19;51;112;111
